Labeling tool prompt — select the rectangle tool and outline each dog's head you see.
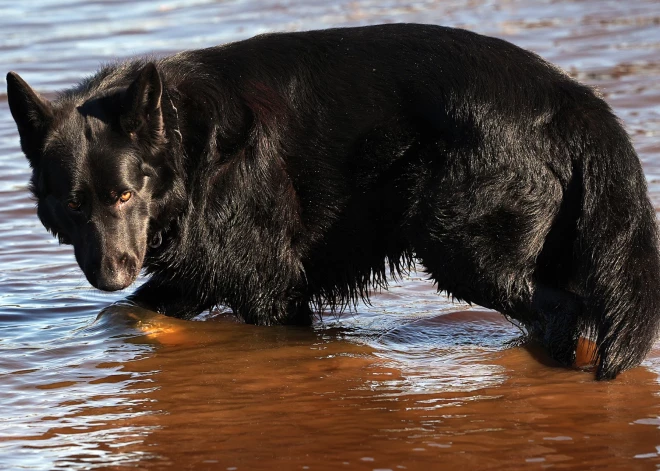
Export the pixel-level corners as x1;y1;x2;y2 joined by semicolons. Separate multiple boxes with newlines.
7;64;168;291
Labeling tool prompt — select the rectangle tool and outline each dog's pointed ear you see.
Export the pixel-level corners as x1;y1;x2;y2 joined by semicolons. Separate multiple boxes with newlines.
6;71;54;162
120;63;165;147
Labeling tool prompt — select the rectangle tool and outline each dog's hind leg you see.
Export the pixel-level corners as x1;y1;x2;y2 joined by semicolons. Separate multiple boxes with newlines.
420;245;585;367
411;166;588;367
526;285;585;366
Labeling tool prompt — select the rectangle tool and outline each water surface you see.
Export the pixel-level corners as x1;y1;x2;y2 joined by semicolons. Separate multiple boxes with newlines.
1;0;660;469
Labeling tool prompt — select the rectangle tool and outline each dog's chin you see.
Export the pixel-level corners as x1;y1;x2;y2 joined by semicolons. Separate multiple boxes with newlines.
87;266;142;292
93;277;136;292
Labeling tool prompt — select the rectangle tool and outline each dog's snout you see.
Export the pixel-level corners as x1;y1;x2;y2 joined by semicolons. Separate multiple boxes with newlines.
96;252;140;291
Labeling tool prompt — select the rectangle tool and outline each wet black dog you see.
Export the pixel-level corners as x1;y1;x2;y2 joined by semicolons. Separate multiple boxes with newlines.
7;24;660;379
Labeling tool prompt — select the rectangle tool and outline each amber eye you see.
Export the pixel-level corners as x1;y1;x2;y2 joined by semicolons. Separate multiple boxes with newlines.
68;200;81;211
119;191;132;203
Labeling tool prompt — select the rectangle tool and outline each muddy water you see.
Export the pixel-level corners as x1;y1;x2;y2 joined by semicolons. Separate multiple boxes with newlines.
1;0;660;469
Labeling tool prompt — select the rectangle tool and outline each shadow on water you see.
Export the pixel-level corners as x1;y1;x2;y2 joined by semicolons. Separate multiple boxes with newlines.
2;303;658;470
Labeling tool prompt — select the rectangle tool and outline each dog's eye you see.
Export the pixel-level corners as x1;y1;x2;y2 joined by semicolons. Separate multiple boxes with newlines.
119;191;132;203
68;200;81;211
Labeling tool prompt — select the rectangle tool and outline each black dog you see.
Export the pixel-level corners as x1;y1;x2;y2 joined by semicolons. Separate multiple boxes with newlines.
7;24;660;379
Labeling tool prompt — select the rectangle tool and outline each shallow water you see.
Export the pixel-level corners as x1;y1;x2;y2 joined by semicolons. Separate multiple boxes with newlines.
1;0;660;469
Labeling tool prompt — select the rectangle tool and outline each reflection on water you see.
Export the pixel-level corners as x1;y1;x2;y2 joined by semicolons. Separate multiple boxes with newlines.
0;308;154;469
1;0;660;469
4;304;660;470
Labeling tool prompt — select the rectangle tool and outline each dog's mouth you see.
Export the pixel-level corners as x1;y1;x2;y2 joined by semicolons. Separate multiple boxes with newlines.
92;253;143;292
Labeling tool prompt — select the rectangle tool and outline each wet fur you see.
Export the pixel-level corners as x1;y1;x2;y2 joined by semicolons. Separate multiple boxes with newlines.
7;24;660;379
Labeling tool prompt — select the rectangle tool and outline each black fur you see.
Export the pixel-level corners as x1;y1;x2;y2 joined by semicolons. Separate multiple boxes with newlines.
7;24;660;379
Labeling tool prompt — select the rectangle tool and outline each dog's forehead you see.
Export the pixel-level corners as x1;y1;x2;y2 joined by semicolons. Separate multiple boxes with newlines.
45;105;94;159
41;105;140;193
49;99;112;143
38;109;85;187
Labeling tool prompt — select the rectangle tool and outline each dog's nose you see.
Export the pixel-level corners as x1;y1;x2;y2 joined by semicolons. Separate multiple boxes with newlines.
96;252;140;291
117;252;138;272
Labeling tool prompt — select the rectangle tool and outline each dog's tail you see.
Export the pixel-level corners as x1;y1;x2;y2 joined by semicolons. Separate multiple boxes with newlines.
573;105;660;379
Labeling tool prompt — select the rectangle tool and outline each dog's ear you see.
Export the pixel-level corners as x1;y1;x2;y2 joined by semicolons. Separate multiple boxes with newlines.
120;63;166;150
6;72;54;163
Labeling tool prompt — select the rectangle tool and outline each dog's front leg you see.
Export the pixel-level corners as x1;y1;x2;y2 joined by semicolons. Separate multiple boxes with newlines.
127;276;207;320
127;276;313;325
237;293;313;326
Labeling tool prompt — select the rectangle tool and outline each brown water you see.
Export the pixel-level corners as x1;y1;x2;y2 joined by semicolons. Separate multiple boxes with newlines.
2;1;660;469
